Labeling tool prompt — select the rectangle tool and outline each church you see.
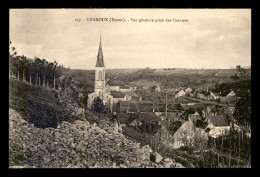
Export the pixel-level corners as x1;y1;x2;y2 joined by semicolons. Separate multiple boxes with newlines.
87;37;114;111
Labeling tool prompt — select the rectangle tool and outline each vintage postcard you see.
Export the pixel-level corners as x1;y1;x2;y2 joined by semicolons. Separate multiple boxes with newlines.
9;9;251;168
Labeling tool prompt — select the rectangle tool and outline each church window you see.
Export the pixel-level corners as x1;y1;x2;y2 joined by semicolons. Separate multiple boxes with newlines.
99;71;102;80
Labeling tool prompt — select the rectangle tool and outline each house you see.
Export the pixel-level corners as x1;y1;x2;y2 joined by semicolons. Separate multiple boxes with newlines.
197;89;211;100
206;115;229;126
119;85;132;92
173;121;196;149
190;90;197;98
130;86;137;91
111;91;127;104
119;101;131;113
195;120;209;141
181;102;197;106
129;119;143;127
196;119;208;129
206;115;230;138
197;91;204;100
135;101;153;112
109;86;120;92
131;95;142;102
175;89;186;98
155;86;161;92
225;90;236;97
125;91;138;101
194;111;200;116
202;90;211;100
219;90;240;103
177;87;186;91
184;87;193;96
158;111;184;122
188;114;201;124
209;91;221;100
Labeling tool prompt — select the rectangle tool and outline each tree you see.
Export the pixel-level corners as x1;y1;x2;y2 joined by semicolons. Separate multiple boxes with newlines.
9;41;17;79
41;59;48;87
236;65;241;71
46;62;54;88
78;91;88;109
28;59;35;85
91;97;105;113
34;57;42;85
13;56;20;80
154;90;176;119
19;55;28;82
233;95;251;131
52;61;63;89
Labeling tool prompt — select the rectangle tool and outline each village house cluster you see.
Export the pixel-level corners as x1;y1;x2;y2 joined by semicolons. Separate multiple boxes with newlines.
86;37;249;150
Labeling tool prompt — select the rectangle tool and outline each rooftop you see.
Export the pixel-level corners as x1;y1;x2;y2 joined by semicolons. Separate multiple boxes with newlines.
196;119;209;129
96;37;105;67
207;115;229;127
119;101;131;107
125;91;138;97
111;91;126;98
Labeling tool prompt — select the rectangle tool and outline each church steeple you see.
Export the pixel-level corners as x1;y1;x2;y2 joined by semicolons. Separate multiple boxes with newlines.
96;36;105;67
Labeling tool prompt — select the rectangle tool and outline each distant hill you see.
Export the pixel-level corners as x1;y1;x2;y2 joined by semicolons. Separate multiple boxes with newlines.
71;69;95;93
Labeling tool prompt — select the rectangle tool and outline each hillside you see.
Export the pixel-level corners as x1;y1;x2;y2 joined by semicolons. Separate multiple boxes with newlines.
9;108;187;168
9;79;78;128
103;68;251;90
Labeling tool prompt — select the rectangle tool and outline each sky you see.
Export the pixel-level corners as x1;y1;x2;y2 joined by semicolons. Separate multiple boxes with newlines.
9;9;251;70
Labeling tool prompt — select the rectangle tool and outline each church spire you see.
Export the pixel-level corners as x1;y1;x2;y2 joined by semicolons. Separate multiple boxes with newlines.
96;35;105;67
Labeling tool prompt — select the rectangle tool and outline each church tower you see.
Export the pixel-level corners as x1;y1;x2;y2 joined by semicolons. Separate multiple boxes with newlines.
88;36;113;111
94;36;106;100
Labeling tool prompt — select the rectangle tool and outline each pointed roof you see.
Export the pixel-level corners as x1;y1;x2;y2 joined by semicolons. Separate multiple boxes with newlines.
96;36;105;67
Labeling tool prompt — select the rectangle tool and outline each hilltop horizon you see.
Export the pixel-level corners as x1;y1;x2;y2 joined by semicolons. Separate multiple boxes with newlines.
73;66;251;71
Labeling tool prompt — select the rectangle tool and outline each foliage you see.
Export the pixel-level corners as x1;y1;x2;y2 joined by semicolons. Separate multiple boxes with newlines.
9;79;78;128
213;79;251;97
122;126;152;146
78;91;88;109
9;41;66;90
91;97;110;113
230;74;239;80
233;95;251;129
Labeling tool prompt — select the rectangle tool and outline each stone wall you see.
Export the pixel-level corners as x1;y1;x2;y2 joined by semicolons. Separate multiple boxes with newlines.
9;109;184;168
